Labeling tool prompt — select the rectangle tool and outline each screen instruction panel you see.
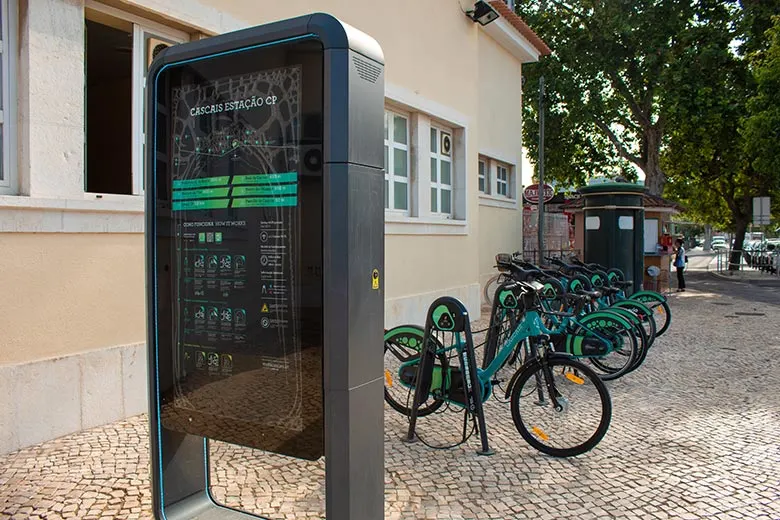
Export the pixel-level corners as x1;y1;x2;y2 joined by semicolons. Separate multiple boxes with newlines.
155;40;324;459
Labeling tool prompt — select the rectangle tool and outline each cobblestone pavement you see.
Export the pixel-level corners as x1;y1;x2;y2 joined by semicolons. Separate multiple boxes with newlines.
2;281;780;519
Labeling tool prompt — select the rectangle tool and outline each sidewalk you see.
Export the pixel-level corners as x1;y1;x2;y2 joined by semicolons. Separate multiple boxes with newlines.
2;284;780;519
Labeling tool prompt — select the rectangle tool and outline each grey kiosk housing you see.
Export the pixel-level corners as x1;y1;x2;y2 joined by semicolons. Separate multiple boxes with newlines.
145;14;385;520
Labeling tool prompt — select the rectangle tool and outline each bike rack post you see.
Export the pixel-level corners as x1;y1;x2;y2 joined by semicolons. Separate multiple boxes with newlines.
404;297;494;456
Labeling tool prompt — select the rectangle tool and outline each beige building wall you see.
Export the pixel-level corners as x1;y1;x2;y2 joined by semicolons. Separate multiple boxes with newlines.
0;0;543;454
476;32;525;296
0;234;145;365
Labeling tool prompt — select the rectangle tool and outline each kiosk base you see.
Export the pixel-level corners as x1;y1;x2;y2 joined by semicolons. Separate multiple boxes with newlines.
166;494;267;520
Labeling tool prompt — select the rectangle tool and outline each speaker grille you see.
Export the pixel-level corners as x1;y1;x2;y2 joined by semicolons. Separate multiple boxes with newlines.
353;55;381;84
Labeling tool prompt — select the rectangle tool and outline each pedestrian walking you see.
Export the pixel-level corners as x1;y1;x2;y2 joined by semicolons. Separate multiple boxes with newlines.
674;238;686;292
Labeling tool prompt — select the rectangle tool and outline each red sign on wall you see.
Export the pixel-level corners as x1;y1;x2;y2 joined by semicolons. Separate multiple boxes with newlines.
523;183;555;204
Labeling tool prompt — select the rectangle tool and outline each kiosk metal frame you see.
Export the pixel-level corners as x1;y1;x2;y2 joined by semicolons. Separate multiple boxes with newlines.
145;13;385;520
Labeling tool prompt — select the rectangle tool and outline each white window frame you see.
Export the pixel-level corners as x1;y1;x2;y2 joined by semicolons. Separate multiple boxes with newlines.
384;109;410;214
0;0;17;195
478;155;518;209
85;1;189;197
496;163;510;197
478;158;489;194
430;125;454;217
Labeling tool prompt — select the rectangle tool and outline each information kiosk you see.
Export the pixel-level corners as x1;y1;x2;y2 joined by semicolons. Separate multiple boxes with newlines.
145;13;384;519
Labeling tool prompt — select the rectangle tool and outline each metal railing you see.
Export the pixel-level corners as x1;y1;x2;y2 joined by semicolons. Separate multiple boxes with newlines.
521;249;582;266
714;248;780;276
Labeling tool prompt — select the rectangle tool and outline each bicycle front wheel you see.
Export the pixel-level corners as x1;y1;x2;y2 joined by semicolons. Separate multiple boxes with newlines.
510;356;612;457
483;273;510;306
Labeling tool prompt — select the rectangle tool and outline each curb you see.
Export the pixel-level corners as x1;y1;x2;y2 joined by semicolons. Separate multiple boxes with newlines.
707;269;780;287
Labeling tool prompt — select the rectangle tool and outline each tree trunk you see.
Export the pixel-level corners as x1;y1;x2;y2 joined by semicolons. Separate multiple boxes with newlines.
642;128;666;196
730;218;749;271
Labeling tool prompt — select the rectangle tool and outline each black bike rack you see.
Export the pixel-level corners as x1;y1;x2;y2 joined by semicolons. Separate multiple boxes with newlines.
404;297;494;456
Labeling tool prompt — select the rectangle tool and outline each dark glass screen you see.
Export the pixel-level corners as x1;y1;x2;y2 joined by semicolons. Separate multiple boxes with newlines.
152;38;324;460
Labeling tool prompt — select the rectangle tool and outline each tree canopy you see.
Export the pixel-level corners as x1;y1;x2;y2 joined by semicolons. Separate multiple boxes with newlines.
517;1;780;254
517;0;704;195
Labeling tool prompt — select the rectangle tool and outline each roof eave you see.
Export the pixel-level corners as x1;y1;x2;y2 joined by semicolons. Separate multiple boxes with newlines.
488;1;552;58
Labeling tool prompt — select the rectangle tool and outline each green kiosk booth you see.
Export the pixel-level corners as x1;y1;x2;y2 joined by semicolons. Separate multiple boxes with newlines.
580;182;646;292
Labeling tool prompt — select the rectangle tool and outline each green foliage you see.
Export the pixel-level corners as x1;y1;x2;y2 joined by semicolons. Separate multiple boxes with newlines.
743;16;780;185
662;4;780;236
516;1;780;246
517;0;702;195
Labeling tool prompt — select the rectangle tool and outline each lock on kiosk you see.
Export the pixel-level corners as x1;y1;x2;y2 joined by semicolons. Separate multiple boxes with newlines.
145;14;385;520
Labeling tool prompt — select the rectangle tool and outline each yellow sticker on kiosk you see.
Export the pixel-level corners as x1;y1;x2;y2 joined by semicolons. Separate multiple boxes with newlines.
372;269;380;290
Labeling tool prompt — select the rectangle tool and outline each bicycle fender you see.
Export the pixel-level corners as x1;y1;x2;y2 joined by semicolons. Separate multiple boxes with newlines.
629;290;667;303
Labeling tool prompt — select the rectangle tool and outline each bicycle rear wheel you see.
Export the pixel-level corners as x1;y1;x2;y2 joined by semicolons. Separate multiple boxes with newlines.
612;299;657;348
384;326;446;416
576;311;639;381
510;356;612;457
630;292;672;336
607;307;649;372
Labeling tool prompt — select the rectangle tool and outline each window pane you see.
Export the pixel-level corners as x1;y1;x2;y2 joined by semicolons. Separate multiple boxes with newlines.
393;148;407;177
430;157;437;182
498;183;506;196
441;160;451;185
478;161;485;177
393;114;407;144
384;145;389;171
441;189;452;214
385;179;389;208
85;18;133;194
479;176;485;192
384;112;388;140
430;127;437;153
431;188;438;212
394;181;408;210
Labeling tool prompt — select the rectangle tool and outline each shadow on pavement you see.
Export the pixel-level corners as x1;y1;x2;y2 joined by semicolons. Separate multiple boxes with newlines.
685;271;780;307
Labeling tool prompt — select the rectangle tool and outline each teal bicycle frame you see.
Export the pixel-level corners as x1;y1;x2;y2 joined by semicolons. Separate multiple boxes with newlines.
398;307;615;408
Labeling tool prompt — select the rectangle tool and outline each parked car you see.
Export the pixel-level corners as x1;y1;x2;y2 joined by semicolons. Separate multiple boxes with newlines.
711;238;728;250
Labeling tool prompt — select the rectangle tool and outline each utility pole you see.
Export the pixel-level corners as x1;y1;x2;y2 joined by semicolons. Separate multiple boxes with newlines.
537;76;545;263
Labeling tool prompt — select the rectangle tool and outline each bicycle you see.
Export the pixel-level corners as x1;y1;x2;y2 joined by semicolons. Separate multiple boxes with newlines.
385;280;613;457
555;257;672;336
483;255;648;378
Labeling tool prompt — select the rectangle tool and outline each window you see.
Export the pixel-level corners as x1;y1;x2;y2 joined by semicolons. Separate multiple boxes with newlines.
478;156;517;207
618;215;634;230
586;216;601;230
478;159;488;194
384;110;409;211
430;127;453;215
0;0;16;194
496;164;509;197
85;3;187;195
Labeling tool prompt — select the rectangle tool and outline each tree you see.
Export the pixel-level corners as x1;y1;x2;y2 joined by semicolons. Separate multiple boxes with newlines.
743;16;780;195
663;4;780;269
517;0;704;195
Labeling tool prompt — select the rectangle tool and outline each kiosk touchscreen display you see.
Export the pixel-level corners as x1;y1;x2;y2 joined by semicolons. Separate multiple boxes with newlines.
153;39;324;460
